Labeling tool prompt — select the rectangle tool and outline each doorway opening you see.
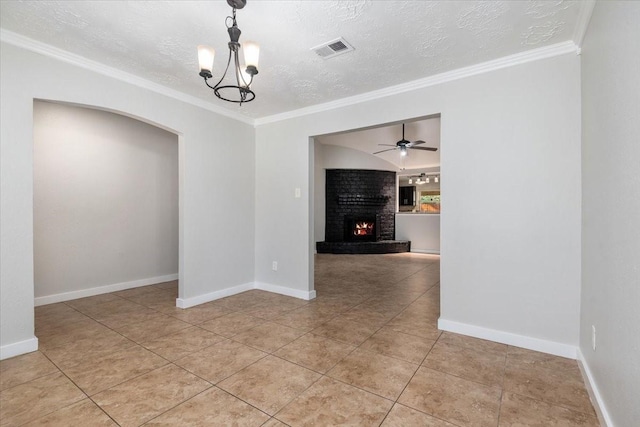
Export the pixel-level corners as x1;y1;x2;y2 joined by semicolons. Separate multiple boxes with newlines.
312;114;441;256
311;114;441;299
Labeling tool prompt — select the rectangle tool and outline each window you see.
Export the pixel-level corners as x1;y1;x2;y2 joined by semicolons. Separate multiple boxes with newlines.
398;173;440;214
419;191;440;213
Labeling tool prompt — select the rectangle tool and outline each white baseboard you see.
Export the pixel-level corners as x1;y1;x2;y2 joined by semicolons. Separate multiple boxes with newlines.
176;281;316;309
176;282;254;309
34;274;315;310
255;282;317;300
577;348;614;427
34;274;179;306
0;337;38;360
438;318;577;359
410;249;441;255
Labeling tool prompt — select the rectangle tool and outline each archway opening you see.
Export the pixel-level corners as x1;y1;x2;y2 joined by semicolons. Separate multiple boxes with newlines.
33;100;182;315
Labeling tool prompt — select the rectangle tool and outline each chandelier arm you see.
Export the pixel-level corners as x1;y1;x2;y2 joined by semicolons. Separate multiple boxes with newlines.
234;50;242;88
233;50;245;104
210;48;234;90
202;76;217;91
235;50;252;88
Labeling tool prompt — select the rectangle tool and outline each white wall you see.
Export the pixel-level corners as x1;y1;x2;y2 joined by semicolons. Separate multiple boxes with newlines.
580;2;640;426
396;214;440;253
255;52;582;355
0;42;255;358
313;143;397;243
34;101;178;303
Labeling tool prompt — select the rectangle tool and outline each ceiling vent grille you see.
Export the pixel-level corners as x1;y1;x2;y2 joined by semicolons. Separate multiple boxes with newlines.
311;37;355;59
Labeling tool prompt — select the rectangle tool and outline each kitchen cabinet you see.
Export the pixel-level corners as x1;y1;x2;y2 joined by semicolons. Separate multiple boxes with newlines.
399;186;415;206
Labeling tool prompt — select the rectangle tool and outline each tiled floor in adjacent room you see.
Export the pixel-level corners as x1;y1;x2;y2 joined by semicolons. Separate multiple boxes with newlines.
1;253;599;426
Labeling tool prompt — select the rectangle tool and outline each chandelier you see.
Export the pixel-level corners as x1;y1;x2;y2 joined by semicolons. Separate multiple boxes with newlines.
197;0;260;104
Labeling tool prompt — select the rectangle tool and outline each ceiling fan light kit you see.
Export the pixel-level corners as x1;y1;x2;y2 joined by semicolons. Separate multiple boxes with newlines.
197;0;259;104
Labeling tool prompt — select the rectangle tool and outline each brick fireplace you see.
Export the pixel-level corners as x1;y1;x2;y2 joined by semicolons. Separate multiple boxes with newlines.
316;169;410;254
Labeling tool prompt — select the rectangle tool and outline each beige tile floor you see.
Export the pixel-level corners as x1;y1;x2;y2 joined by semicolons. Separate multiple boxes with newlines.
0;253;600;426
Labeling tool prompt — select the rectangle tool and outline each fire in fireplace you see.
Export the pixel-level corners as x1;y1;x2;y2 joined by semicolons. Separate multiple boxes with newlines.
353;221;374;236
344;215;381;242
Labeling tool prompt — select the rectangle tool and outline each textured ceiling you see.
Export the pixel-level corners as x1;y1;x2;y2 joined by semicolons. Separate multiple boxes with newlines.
0;1;583;119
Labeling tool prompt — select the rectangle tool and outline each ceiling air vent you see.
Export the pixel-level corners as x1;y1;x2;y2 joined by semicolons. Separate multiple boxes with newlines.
311;37;355;59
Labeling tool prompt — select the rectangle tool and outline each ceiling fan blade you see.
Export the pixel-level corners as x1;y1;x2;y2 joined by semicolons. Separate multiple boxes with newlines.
377;144;398;147
373;148;397;154
410;140;426;146
410;146;438;152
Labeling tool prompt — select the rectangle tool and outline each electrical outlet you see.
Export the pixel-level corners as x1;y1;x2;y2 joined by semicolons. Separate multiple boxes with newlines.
592;325;596;351
294;188;301;198
272;261;278;271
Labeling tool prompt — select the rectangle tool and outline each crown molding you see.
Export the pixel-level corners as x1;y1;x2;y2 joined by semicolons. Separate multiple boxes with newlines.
2;28;579;129
573;0;597;54
254;40;578;126
0;29;255;126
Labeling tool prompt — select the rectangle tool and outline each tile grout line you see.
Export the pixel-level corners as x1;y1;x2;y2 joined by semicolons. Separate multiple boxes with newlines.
503;350;599;417
36;351;121;426
59;300;275;425
47;275;440;423
496;344;509;427
378;335;449;426
139;382;272;426
30;254;597;425
37;285;212;425
277;260;444;423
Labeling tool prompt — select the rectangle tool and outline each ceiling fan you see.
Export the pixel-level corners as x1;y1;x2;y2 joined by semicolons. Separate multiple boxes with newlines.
373;123;438;156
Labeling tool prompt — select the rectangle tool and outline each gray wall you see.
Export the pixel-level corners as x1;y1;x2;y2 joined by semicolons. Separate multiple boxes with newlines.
255;52;582;355
34;101;178;303
0;41;255;358
580;2;640;426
